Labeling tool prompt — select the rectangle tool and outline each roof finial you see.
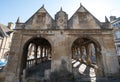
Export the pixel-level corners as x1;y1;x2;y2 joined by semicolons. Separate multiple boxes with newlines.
105;16;109;23
60;7;63;11
80;3;82;6
16;17;20;23
42;4;44;8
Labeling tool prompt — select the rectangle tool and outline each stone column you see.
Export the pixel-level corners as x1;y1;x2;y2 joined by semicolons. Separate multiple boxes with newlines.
95;48;104;77
75;47;78;59
85;44;91;64
72;48;75;59
51;32;72;72
77;47;80;59
34;45;38;65
93;45;104;76
80;46;84;62
47;48;51;59
44;47;47;60
40;47;43;61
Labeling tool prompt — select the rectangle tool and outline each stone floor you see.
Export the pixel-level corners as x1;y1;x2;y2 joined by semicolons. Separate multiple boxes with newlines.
72;59;96;79
26;60;51;78
0;59;120;82
72;59;120;82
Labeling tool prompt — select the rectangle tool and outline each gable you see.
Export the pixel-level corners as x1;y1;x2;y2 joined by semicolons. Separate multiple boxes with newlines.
68;4;102;29
24;5;54;29
15;4;109;30
0;23;12;37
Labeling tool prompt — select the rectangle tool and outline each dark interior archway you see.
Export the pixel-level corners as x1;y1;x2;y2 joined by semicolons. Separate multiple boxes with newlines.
20;37;52;81
71;37;103;80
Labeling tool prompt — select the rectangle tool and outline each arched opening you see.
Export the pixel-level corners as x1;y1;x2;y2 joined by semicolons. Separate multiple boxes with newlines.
20;37;52;81
71;37;103;80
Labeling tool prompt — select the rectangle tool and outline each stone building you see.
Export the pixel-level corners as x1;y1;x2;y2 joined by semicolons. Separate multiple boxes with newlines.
0;22;13;59
4;4;119;82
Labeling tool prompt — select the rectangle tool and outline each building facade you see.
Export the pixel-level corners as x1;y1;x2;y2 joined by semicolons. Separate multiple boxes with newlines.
4;5;119;82
110;16;120;64
0;22;13;59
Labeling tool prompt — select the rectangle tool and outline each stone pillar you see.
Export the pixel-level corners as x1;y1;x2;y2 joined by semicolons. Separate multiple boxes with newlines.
80;46;84;62
101;35;119;76
47;48;51;59
72;48;75;59
77;48;80;59
75;47;79;59
40;47;43;61
95;46;104;77
35;45;38;65
102;50;119;76
44;47;47;60
51;32;72;73
85;44;91;64
52;45;70;71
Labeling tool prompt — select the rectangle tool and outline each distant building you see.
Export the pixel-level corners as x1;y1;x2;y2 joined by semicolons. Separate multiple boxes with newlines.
0;22;13;59
110;16;120;56
110;16;120;28
110;16;120;64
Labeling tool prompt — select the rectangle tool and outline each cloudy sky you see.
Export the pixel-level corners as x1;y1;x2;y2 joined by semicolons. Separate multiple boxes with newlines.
0;0;120;25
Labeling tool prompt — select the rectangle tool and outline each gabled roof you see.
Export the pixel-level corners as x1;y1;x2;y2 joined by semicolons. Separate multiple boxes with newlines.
0;23;12;38
25;5;54;24
69;4;101;27
105;16;109;23
16;4;110;30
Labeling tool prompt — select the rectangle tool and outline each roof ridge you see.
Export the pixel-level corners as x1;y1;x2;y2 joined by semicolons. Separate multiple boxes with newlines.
0;23;12;37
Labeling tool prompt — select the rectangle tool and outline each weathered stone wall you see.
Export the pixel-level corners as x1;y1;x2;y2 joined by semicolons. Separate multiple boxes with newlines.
4;31;23;82
101;32;119;76
4;29;120;82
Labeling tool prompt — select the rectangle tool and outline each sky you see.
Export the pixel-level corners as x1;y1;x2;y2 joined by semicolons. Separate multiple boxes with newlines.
0;0;120;25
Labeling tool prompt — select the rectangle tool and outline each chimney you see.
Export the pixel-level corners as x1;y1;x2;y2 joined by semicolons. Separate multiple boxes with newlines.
110;16;116;22
8;22;14;29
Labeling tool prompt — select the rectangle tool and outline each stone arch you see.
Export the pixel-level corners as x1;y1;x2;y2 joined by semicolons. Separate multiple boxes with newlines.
22;36;53;49
20;37;52;81
70;36;101;51
71;36;104;79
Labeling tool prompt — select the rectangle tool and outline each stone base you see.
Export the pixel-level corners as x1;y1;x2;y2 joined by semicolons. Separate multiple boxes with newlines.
0;71;5;82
